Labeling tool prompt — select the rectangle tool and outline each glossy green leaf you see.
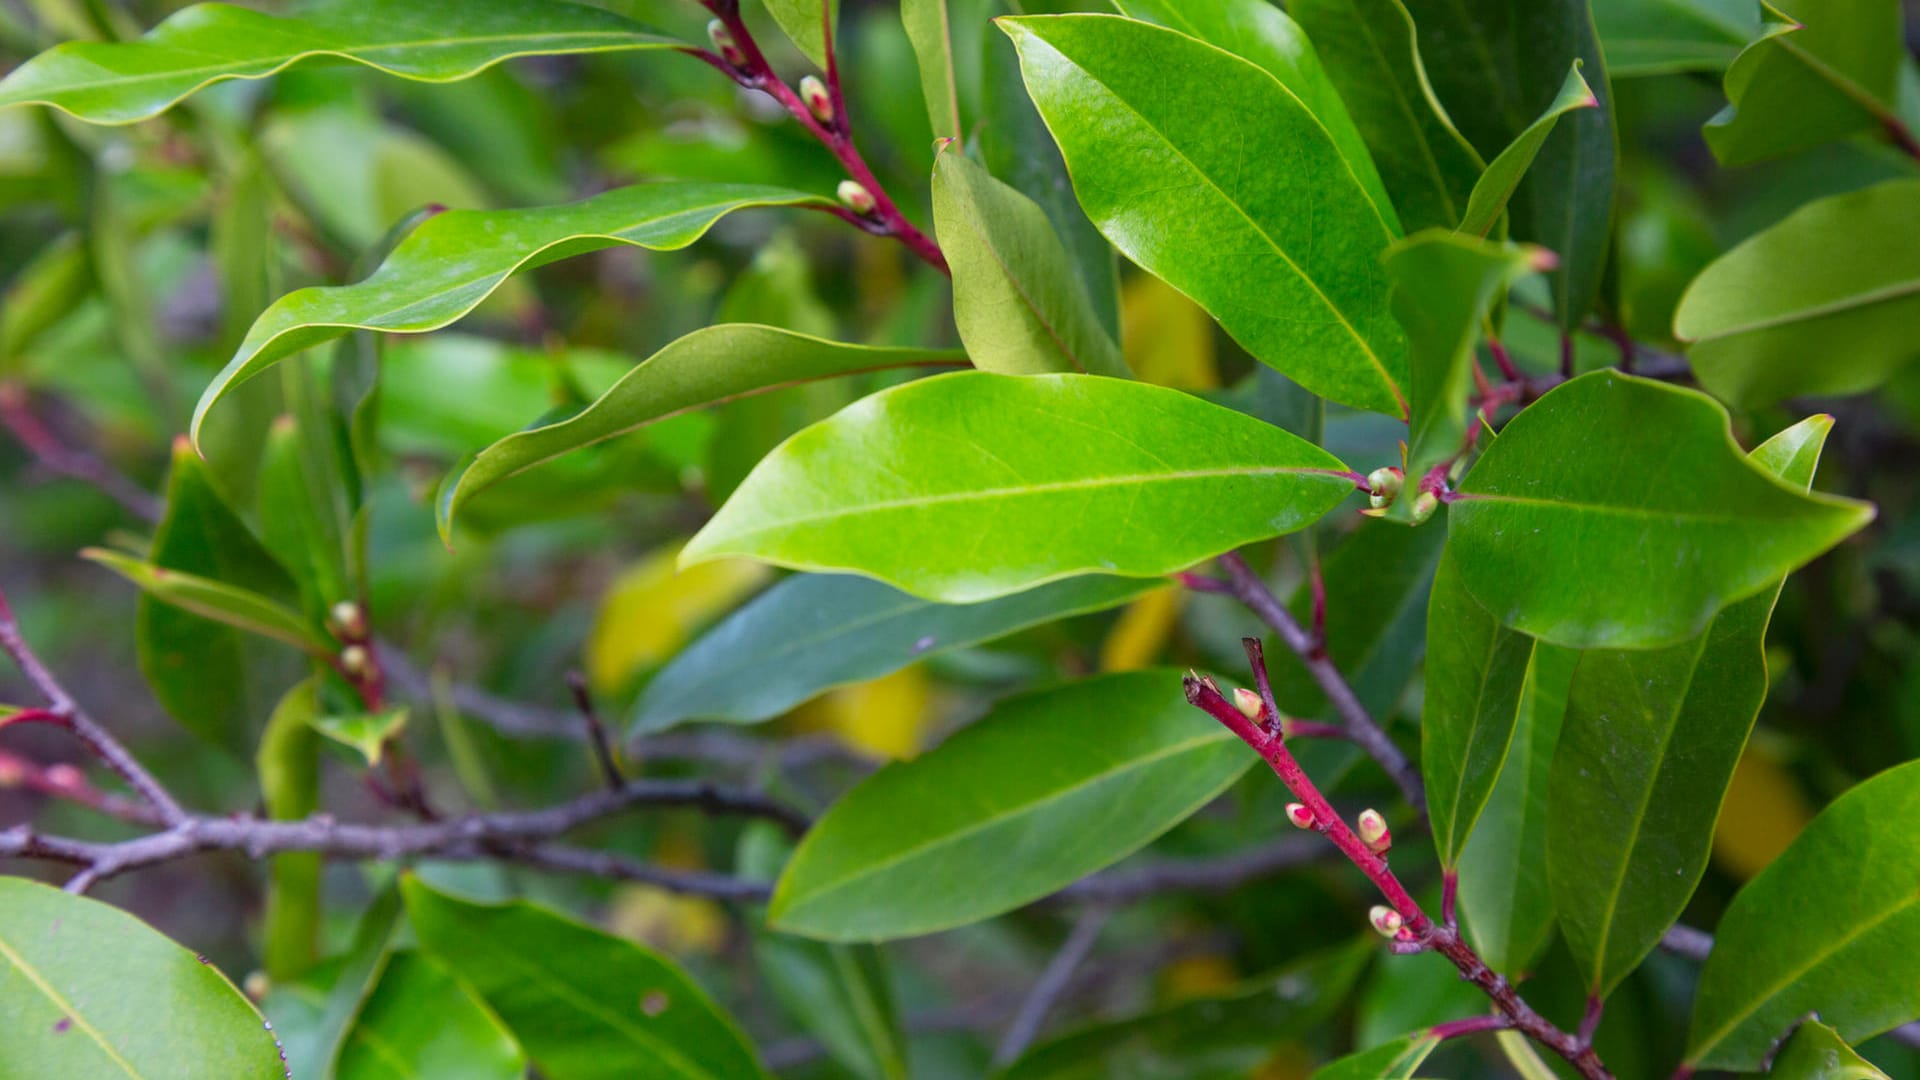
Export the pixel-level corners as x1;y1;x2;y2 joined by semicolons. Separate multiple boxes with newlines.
0;877;282;1079
402;876;769;1079
1288;0;1484;232
932;148;1127;377
293;886;404;1080
903;0;963;139
771;671;1252;940
191;182;827;448
259;679;322;981
1677;180;1920;407
1388;231;1545;477
1109;0;1399;230
1685;759;1920;1069
1457;642;1577;976
309;706;409;767
630;573;1154;734
685;372;1353;603
1001;14;1409;415
88;548;330;655
767;0;840;70
0;0;681;125
258;407;351;619
1406;0;1617;331
337;952;526;1080
1549;415;1832;999
1310;1031;1439;1080
1423;549;1550;868
1764;1021;1889;1080
1458;64;1598;237
1594;0;1759;77
1450;371;1874;649
437;325;965;540
1704;0;1905;166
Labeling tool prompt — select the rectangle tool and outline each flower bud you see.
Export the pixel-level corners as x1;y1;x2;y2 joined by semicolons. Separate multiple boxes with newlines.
799;75;834;125
1408;490;1440;526
1357;808;1391;853
243;971;271;1002
1369;905;1404;938
707;19;747;67
328;600;366;640
1366;467;1403;510
340;644;372;680
1285;802;1315;830
836;179;876;215
1231;687;1264;723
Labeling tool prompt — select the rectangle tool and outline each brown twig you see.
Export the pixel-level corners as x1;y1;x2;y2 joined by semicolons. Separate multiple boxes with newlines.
994;907;1112;1066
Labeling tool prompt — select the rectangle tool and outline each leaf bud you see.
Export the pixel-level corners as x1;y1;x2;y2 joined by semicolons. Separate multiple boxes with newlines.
1357;808;1392;853
1285;802;1315;830
836;179;877;215
328;600;366;640
1231;687;1265;723
340;644;372;680
243;971;270;1001
1366;466;1403;510
1369;905;1404;938
1408;490;1440;525
707;19;747;67
799;75;834;125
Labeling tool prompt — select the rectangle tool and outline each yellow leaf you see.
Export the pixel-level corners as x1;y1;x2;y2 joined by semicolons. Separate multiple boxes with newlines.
607;884;729;956
1160;951;1238;1000
586;544;768;693
1100;585;1183;672
1711;743;1814;880
1122;274;1218;390
788;665;933;760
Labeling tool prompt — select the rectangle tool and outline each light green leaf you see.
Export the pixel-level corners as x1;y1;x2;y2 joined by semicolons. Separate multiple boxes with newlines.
0;0;682;125
903;0;963;140
1001;13;1409;416
767;0;840;70
770;671;1252;940
0;877;282;1079
932;148;1127;377
1387;230;1545;478
683;372;1355;604
1677;180;1920;407
1456;642;1577;976
90;548;330;655
1288;0;1485;232
0;230;90;371
1450;371;1874;649
1549;414;1833;999
1764;1021;1889;1079
1685;759;1920;1069
1109;0;1400;231
309;706;409;767
1310;1031;1440;1080
338;952;527;1080
436;325;965;540
1458;63;1599;238
1704;0;1905;166
259;679;322;982
629;573;1154;735
1594;0;1760;78
401;876;770;1079
191;182;828;448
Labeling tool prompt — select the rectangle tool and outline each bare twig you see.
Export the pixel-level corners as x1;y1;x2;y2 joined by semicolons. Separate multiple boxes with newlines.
0;384;162;523
567;671;625;790
994;908;1112;1066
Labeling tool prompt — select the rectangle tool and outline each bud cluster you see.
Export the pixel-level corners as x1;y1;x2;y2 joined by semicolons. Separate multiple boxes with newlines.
837;180;877;216
1366;467;1402;510
707;19;748;68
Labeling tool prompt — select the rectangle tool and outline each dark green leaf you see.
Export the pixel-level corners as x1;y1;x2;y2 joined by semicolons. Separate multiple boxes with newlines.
0;230;90;371
1450;371;1873;649
1685;759;1920;1069
338;952;526;1080
292;885;404;1080
0;0;682;125
1704;0;1905;166
191;183;828;448
0;877;282;1078
685;372;1355;603
1458;63;1598;238
1001;14;1409;415
1594;0;1759;78
1677;180;1920;407
1310;1031;1439;1080
1764;1021;1889;1080
258;408;351;620
931;148;1127;377
770;671;1252;940
402;876;769;1079
437;325;965;540
630;573;1154;735
1548;415;1832;998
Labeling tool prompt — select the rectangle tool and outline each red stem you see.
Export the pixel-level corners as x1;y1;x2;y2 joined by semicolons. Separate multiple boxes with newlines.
1431;1014;1513;1041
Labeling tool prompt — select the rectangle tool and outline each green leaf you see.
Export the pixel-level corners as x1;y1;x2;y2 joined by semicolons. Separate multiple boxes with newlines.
1764;1021;1889;1080
629;573;1154;735
1458;64;1599;238
258;408;351;619
1423;549;1550;868
1685;759;1920;1069
0;0;682;125
1704;0;1905;166
767;0;840;70
89;548;330;655
683;372;1354;603
191;182;828;448
1449;371;1874;649
770;671;1252;940
337;952;527;1080
0;876;282;1078
1310;1031;1440;1080
1456;642;1576;976
1109;0;1400;231
293;885;405;1080
1405;0;1618;331
436;325;965;540
1387;231;1545;478
259;679;323;981
1288;0;1484;232
0;230;90;371
1001;13;1409;416
903;0;963;140
1677;180;1920;408
931;148;1127;377
1593;0;1760;78
401;876;769;1079
1548;414;1833;999
309;706;409;767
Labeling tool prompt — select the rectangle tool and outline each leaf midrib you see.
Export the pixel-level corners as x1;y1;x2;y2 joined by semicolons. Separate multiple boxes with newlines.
0;931;144;1078
1455;489;1847;526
